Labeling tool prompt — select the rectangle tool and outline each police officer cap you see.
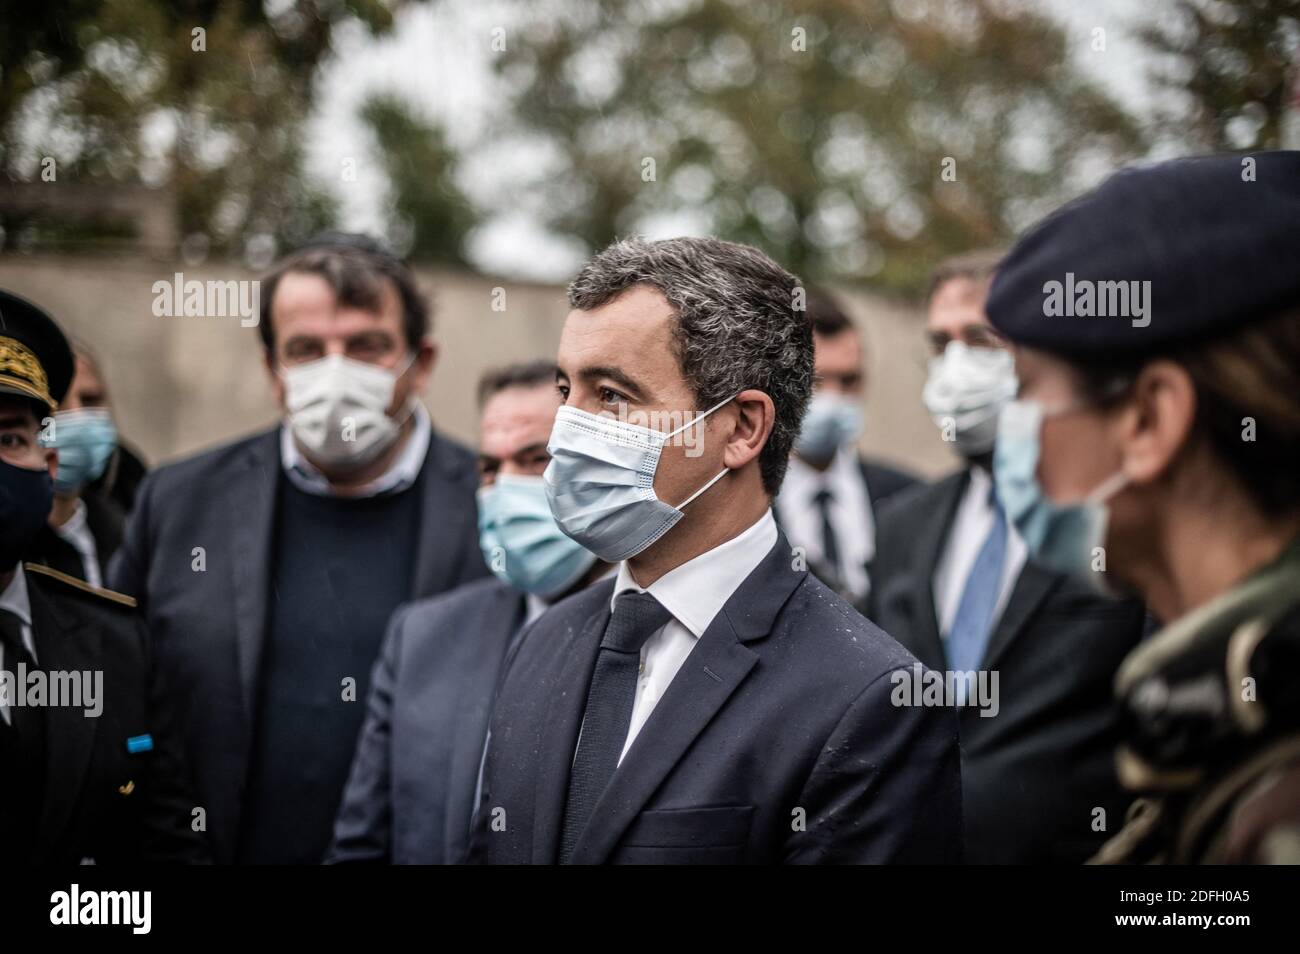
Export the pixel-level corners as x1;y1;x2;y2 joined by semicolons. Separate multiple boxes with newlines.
0;289;74;413
987;151;1300;357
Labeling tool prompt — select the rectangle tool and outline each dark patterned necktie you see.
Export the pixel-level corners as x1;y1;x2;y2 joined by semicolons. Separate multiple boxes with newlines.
559;591;671;863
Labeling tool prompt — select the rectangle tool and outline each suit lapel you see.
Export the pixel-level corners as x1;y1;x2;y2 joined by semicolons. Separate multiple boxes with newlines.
222;430;280;717
906;471;969;669
981;559;1060;672
409;431;475;599
444;587;525;862
531;602;610;863
568;534;805;864
28;579;101;856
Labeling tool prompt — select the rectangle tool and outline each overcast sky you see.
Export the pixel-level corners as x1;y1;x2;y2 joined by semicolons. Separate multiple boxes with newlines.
306;0;1162;281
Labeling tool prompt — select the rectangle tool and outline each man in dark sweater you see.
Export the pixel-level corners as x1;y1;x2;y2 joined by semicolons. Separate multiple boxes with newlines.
109;234;488;863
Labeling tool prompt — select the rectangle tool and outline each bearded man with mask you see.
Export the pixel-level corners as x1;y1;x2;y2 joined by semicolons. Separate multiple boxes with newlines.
468;237;961;865
328;360;611;864
0;289;207;863
775;288;917;613
866;251;1147;864
109;233;487;864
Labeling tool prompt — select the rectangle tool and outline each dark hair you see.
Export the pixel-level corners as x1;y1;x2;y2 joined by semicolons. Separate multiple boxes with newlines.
927;249;1005;303
804;286;855;338
477;359;559;407
568;236;813;496
1072;306;1300;518
258;237;429;353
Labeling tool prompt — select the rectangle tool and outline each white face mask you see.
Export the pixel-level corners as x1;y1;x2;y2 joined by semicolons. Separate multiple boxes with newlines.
922;341;1018;456
281;353;414;469
543;395;736;563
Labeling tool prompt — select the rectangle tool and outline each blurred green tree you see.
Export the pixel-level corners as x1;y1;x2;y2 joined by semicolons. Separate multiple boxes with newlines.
0;0;415;257
1138;0;1300;151
488;0;1146;292
360;92;479;264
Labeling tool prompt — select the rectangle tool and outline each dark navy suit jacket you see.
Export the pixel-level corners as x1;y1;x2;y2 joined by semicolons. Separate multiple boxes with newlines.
107;426;488;864
468;529;963;864
868;469;1146;863
328;577;525;864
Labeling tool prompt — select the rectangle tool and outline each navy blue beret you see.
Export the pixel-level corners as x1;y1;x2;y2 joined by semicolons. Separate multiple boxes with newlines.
986;151;1300;357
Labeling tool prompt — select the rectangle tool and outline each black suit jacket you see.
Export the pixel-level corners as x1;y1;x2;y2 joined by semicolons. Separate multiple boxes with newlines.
28;491;126;583
328;577;525;865
776;455;919;613
469;529;962;864
868;469;1146;864
106;426;488;864
861;457;919;509
12;564;209;863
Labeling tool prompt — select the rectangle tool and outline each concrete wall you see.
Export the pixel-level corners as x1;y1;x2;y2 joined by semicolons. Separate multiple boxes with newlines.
0;252;959;479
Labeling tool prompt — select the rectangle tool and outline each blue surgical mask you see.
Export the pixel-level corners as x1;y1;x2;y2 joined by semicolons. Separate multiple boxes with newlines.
477;474;598;597
544;395;736;563
794;391;863;462
49;408;118;494
993;398;1128;593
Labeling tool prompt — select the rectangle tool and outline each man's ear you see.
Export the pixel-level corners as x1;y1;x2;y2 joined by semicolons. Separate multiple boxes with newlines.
409;338;437;394
1119;359;1197;486
722;388;775;472
264;348;286;409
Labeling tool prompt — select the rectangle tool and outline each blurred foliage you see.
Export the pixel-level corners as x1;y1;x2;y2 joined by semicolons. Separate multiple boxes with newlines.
1139;0;1300;150
360;92;479;264
0;0;413;258
486;0;1147;293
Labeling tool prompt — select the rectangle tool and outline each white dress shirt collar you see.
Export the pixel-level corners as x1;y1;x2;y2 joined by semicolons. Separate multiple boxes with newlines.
611;508;779;638
0;565;37;662
280;401;432;498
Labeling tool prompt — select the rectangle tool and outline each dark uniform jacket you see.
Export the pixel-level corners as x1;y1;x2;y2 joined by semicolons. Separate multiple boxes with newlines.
0;563;208;864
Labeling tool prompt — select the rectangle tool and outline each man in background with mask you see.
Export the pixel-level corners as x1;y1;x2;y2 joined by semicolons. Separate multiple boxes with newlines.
0;289;207;863
776;287;916;612
329;360;610;864
109;233;488;864
867;251;1146;864
469;237;960;865
28;342;133;585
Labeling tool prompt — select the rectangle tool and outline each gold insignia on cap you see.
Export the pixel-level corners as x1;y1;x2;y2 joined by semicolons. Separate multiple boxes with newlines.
0;335;54;409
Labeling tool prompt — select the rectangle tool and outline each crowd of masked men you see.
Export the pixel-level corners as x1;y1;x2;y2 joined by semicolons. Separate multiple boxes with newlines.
2;150;1298;866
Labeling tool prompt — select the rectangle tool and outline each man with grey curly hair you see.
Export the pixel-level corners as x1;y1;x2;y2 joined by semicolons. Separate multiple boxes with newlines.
470;236;961;865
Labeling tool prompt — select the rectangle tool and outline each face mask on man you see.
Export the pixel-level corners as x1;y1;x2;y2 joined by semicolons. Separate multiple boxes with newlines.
544;394;737;563
0;457;54;571
478;474;598;597
992;398;1128;594
922;341;1018;457
50;407;117;495
281;353;414;469
793;391;863;462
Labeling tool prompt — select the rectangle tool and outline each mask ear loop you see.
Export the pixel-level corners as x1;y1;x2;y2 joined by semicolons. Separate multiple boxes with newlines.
664;392;741;510
1086;470;1129;505
675;466;729;510
664;392;740;439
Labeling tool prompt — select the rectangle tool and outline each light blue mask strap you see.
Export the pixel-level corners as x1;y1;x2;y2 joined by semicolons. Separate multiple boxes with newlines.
664;392;740;439
676;467;729;510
